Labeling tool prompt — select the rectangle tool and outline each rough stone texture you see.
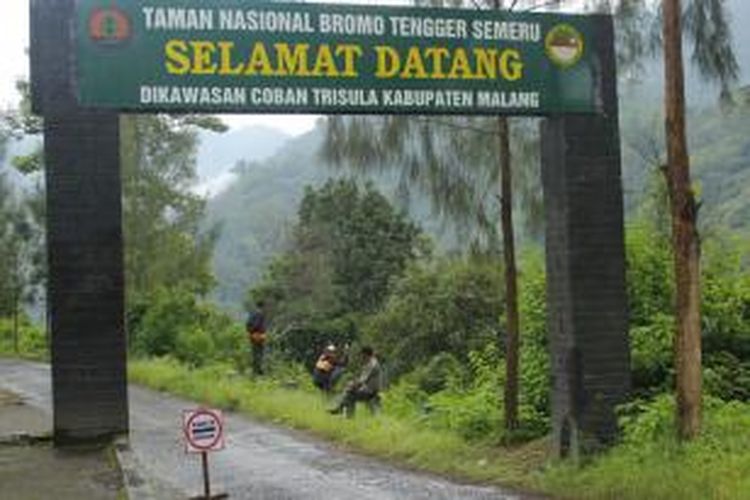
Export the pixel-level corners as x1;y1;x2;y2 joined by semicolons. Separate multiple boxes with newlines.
32;0;128;445
540;16;631;457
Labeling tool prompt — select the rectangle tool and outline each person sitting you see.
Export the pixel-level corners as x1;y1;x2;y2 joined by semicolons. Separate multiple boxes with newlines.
312;344;338;392
328;346;382;417
329;342;350;388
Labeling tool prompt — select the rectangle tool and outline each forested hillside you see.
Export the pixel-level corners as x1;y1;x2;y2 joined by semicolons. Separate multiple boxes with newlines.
205;129;463;313
620;89;750;227
208;90;750;312
204;131;326;313
205;0;750;310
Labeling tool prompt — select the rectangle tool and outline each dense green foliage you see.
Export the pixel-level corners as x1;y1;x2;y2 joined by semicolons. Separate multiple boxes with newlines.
120;115;225;303
205;127;470;313
204;131;328;314
0;130;44;322
361;257;503;378
0;316;46;359
250;179;423;363
624;219;750;401
541;395;750;499
127;287;245;369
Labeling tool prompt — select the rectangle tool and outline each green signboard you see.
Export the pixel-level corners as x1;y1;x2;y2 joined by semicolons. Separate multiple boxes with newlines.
75;0;600;115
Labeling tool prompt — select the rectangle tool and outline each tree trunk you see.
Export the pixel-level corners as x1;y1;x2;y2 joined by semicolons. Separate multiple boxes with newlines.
492;0;520;434
497;116;520;432
663;0;702;440
12;248;19;354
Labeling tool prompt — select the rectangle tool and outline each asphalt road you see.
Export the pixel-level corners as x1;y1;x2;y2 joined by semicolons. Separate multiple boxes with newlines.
0;359;532;500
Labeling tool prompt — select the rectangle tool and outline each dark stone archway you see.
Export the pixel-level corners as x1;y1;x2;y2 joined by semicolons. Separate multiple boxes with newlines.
30;0;629;455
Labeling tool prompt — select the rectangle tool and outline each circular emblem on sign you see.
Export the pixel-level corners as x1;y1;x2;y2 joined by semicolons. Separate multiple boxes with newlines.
89;5;132;45
545;24;584;69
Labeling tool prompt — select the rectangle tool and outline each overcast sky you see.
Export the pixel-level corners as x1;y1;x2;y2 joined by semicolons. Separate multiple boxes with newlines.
0;0;579;136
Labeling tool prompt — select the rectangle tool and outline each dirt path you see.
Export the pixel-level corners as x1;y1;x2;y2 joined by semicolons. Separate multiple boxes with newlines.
0;359;533;500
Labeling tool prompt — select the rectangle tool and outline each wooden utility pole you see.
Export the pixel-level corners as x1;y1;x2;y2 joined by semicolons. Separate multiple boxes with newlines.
662;0;702;439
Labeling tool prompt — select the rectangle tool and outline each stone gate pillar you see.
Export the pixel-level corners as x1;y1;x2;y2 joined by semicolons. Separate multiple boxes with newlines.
541;15;630;457
31;0;128;445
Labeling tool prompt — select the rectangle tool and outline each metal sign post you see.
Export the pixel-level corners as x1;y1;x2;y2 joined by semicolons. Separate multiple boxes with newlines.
183;408;228;500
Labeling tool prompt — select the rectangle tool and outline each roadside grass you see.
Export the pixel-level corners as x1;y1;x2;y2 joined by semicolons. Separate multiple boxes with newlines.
0;319;48;362
539;397;750;500
130;357;750;500
128;357;545;490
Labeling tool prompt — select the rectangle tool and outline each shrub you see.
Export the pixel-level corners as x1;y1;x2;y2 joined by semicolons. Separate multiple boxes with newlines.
129;287;245;368
0;316;47;359
175;326;216;367
629;314;674;395
361;257;503;379
273;316;357;369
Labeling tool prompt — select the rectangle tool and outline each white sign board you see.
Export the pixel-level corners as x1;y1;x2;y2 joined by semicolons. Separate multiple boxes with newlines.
183;408;225;453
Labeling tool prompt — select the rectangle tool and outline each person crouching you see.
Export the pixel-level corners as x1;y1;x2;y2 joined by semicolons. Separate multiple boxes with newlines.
328;346;381;417
312;344;338;393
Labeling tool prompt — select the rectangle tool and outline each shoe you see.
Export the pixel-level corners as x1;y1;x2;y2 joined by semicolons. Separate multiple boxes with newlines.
328;407;342;415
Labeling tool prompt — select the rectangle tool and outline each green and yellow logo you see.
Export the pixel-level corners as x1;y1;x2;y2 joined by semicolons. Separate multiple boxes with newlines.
89;4;131;44
545;24;584;69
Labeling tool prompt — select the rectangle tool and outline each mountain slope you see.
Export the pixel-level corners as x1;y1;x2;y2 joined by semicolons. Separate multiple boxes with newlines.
197;125;289;180
204;130;330;313
204;126;464;313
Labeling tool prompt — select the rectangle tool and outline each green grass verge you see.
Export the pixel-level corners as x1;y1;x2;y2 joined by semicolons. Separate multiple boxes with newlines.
538;397;750;500
0;318;48;362
130;358;750;500
129;357;546;492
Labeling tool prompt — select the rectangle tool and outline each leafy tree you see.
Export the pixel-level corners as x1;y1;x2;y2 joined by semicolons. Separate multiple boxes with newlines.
559;0;739;439
322;0;578;433
361;257;504;379
0;110;45;349
323;83;538;433
250;179;423;338
120;115;226;303
129;286;245;368
3;83;227;316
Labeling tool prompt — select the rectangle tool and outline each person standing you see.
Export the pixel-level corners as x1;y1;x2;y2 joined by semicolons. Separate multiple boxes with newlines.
246;300;267;375
328;346;381;417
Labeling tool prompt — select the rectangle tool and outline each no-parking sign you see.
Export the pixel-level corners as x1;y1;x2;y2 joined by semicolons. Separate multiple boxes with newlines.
183;408;225;453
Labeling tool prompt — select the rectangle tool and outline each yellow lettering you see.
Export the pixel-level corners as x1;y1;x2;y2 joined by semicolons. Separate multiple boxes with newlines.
375;46;400;79
335;44;363;78
275;43;311;76
218;41;243;75
190;40;217;75
447;48;475;79
311;44;339;77
423;47;449;79
500;49;523;81
245;42;274;76
165;39;190;75
473;48;497;79
399;47;427;79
